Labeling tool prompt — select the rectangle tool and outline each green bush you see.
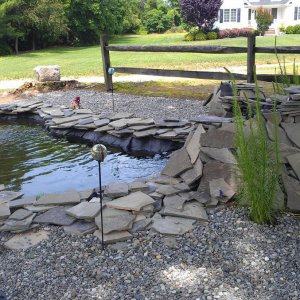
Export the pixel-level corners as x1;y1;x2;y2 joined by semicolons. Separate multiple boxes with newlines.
184;33;194;41
194;32;206;41
189;27;199;35
293;24;300;34
0;43;12;56
285;26;295;34
206;32;218;40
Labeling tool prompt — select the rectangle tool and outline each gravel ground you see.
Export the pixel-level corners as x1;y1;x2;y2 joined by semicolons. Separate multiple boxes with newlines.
0;207;299;300
18;89;208;121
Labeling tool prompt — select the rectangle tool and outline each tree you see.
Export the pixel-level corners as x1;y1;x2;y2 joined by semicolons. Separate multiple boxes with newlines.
256;7;273;36
180;0;222;33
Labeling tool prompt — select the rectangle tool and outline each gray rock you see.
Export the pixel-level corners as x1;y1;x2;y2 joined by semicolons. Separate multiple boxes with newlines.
1;214;36;232
110;113;134;120
151;216;195;235
186;124;205;164
201;147;237;164
79;189;95;201
198;161;235;194
0;184;5;191
9;196;36;209
64;221;97;235
180;158;203;186
94;125;113;133
35;190;81;206
24;204;57;212
282;175;300;211
8;209;33;220
151;176;181;185
163;195;186;211
4;230;49;250
94;230;133;244
106;191;154;211
133;128;157;138
75;109;93;114
52;114;91;125
0;202;10;220
162;201;208;221
209;178;235;203
161;148;193;177
273;186;285;211
156;185;179;196
200;128;235;149
0;191;23;204
65;202;100;220
281;123;300;148
129;219;152;233
94;118;110;127
128;181;149;192
286;153;300;180
105;183;129;198
109;119;128;130
34;206;75;226
266;121;293;146
191;115;233;123
34;65;60;82
278;143;300;164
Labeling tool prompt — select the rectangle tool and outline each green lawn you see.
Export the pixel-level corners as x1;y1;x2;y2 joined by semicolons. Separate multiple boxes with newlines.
1;33;300;80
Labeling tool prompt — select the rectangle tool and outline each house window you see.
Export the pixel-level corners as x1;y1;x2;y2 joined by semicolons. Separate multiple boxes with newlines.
295;7;300;20
220;8;241;23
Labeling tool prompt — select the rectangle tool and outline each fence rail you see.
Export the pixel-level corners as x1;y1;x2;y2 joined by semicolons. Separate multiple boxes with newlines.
100;35;300;91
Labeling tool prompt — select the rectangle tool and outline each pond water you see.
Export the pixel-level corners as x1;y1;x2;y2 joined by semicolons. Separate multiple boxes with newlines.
0;119;167;196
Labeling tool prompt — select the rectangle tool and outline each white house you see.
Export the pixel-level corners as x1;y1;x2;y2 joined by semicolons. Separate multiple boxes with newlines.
215;0;300;34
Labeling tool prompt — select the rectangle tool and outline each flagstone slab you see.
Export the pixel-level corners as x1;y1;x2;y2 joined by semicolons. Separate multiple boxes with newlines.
94;118;110;127
79;189;95;200
151;216;195;235
34;206;75;226
180;158;203;185
95;213;135;234
186;124;205;164
35;190;81;206
52;114;91;125
110;113;135;120
64;221;97;235
129;219;152;233
278;143;300;163
0;191;23;204
200;128;235;149
24;204;57;212
128;125;155;131
8;209;33;221
266;121;293;146
94;230;133;244
0;202;10;220
9;196;37;209
201;147;237;164
209;178;235;203
105;183;129;198
191;115;233;123
161;201;208;221
75;109;93;114
273;186;285;211
156;185;179;196
133;128;157;138
66;202;100;220
129;181;149;192
162;148;193;177
4;230;49;250
163;195;186;211
286;153;300;180
1;214;36;232
282;175;300;211
281;123;300;148
106;191;155;211
198;161;236;194
109;119;128;130
151;176;181;185
94;125;113;133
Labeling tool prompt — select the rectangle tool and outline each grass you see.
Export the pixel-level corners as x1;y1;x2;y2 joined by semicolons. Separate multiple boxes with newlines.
1;33;300;80
231;73;280;224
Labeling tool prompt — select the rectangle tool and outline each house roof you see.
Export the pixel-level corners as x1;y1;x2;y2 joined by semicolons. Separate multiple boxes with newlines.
248;0;290;6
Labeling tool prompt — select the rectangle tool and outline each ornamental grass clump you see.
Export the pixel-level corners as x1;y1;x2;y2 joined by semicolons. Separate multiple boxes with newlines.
231;74;280;224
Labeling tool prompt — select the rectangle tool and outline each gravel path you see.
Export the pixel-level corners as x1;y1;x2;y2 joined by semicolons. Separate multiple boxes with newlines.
18;89;207;121
0;208;299;300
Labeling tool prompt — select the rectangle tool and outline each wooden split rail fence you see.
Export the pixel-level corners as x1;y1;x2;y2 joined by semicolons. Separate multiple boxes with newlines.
100;34;300;91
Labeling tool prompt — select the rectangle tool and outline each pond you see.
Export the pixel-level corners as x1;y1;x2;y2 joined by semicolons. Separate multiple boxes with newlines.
0;119;167;196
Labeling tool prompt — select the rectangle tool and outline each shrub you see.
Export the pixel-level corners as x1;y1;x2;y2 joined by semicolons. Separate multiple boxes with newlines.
0;43;12;56
194;31;206;41
165;26;187;34
218;28;253;39
256;7;273;35
285;26;295;34
278;25;286;33
189;26;199;35
206;31;217;40
184;32;194;41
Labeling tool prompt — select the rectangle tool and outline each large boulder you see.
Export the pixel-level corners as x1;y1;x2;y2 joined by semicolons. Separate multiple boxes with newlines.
33;65;60;82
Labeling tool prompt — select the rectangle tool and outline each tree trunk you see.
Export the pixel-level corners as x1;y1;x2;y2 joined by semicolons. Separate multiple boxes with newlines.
32;35;36;51
15;37;19;55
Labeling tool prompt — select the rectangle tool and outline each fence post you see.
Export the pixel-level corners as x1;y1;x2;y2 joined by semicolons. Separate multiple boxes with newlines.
100;35;113;91
247;34;256;83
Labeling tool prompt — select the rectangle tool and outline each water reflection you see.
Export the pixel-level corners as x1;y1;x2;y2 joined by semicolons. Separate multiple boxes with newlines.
0;119;167;196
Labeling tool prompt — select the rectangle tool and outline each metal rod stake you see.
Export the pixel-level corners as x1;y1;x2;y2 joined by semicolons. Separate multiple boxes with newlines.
98;161;104;250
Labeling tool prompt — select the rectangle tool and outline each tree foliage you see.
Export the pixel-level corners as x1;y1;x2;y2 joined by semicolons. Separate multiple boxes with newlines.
180;0;222;33
256;7;273;36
